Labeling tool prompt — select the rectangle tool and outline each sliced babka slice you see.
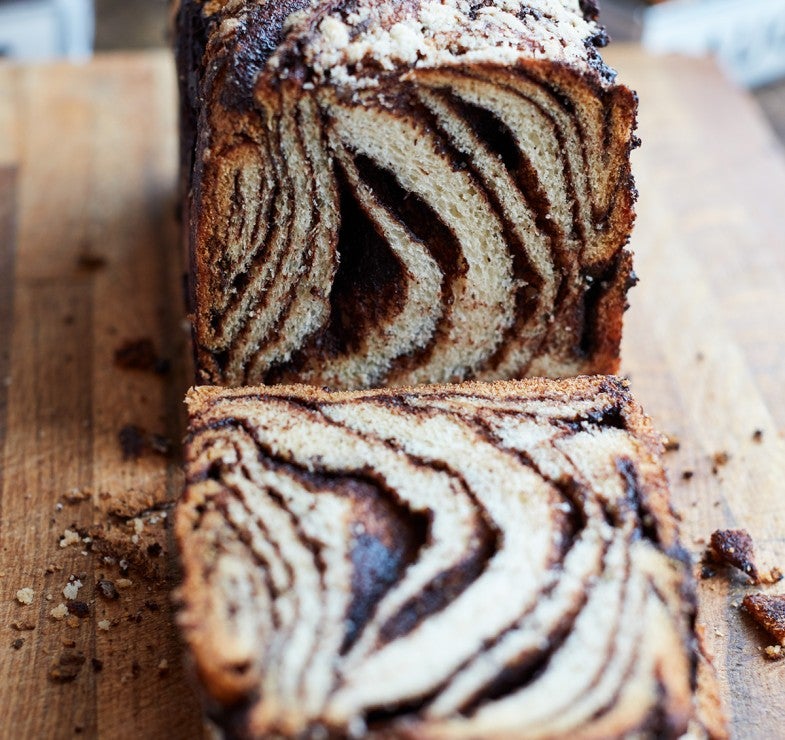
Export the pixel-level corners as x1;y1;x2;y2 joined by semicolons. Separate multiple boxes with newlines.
175;0;638;389
176;376;725;738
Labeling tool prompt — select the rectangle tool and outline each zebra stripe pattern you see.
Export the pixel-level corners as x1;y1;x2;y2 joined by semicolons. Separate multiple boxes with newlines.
176;377;715;738
181;0;638;389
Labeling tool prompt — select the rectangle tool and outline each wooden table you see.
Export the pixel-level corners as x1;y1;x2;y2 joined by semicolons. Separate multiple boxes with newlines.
0;47;783;738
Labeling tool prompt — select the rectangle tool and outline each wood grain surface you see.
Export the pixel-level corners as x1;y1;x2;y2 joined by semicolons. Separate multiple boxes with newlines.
0;47;783;738
607;46;785;739
0;53;205;739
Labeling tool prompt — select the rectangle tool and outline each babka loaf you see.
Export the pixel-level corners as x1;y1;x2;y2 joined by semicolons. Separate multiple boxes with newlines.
177;376;725;738
175;1;638;388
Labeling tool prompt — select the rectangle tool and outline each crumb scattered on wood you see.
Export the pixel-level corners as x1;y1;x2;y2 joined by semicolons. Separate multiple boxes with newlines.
711;451;730;475
60;529;81;549
11;638;24;650
744;594;785;646
66;601;90;619
97;620;111;632
49;650;86;683
15;588;34;605
707;529;783;585
663;434;681;452
708;529;760;581
764;567;785;585
50;604;69;621
63;579;83;600
89;521;167;582
11;620;35;631
118;425;172;461
96;579;119;601
63;488;92;505
764;645;783;660
113;338;170;375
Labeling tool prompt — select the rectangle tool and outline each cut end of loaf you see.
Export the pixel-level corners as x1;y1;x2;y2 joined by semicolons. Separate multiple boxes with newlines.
176;0;639;390
176;376;724;739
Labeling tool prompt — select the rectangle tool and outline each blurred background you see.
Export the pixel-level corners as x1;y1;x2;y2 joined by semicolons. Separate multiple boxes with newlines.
0;0;783;142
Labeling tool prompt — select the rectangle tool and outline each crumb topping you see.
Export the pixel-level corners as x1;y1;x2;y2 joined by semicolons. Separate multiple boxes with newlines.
268;0;605;89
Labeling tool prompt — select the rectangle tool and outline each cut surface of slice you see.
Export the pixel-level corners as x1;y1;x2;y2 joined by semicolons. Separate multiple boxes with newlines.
175;0;638;388
176;375;725;738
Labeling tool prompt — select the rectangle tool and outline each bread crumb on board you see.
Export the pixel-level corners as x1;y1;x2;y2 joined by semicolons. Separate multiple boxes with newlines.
662;433;681;452
15;587;34;605
743;594;785;645
96;579;120;601
60;529;81;549
62;579;83;600
50;604;69;621
63;487;92;504
49;650;86;683
710;451;730;475
705;529;782;585
67;601;90;619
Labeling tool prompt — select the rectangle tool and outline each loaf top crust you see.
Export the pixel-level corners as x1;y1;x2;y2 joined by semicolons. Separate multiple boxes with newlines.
184;0;614;106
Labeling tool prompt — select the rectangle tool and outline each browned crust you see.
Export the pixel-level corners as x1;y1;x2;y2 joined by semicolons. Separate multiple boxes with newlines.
709;528;760;582
743;593;785;645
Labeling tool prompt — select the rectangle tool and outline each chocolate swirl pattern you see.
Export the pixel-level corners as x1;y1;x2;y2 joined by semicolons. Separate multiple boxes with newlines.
176;0;638;389
177;377;721;738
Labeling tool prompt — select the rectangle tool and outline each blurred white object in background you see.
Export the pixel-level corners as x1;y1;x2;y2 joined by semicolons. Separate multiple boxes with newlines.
642;0;785;88
0;0;94;60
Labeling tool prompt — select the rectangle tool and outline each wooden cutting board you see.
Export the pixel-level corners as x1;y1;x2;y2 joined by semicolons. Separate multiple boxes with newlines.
0;47;783;738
